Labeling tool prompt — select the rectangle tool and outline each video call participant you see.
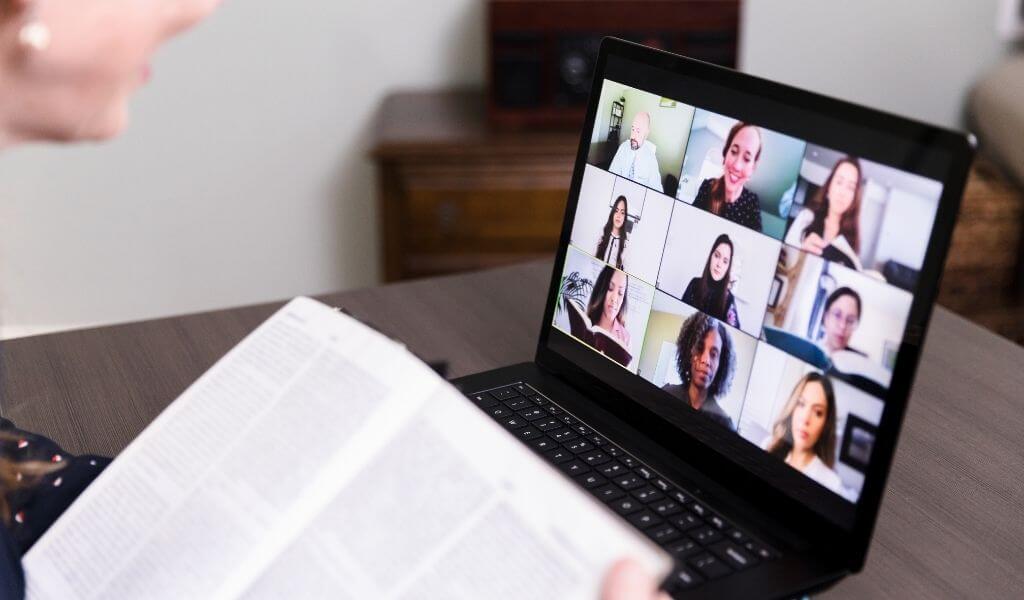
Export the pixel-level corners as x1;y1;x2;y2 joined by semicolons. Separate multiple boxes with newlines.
820;287;865;357
596;195;630;269
764;372;844;495
682;234;740;328
785;156;863;269
692;122;763;232
661;313;737;431
608;111;664;192
588;265;631;349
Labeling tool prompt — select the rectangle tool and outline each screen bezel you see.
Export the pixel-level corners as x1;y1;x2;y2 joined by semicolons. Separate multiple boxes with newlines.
535;38;974;568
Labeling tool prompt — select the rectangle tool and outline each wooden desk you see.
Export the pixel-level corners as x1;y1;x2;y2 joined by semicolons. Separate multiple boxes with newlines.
2;261;1022;598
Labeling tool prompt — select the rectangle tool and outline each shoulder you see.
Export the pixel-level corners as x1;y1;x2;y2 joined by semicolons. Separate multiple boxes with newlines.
698;178;715;193
701;401;736;430
806;456;844;492
661;384;686;400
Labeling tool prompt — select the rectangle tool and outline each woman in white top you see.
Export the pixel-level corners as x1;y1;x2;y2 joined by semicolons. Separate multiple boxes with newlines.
595;195;630;269
785;156;864;270
765;372;844;495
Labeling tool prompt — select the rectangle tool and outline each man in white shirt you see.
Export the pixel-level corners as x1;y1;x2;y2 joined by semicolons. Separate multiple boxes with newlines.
608;111;664;192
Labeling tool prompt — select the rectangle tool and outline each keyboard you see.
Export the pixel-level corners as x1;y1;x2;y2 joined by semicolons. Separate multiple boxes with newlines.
468;382;778;594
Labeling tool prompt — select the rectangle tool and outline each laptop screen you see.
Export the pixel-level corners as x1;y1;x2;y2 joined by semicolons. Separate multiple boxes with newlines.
546;49;963;528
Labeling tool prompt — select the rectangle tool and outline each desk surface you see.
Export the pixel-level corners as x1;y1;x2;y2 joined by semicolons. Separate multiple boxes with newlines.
1;261;1021;598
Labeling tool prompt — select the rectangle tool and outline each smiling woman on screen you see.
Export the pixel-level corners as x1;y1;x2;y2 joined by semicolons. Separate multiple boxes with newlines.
692;122;764;233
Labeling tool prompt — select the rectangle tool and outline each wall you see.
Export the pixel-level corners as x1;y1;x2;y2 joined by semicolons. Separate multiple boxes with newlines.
1;1;1009;338
0;0;485;338
739;0;1009;129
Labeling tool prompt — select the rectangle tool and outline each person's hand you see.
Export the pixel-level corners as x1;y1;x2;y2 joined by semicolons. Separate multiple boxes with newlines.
600;558;671;600
801;232;826;255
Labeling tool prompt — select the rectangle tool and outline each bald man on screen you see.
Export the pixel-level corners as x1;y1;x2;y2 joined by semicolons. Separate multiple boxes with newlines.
608;111;664;192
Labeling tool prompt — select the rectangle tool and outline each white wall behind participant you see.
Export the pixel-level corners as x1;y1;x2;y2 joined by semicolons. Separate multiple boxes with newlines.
0;0;484;338
740;0;1008;129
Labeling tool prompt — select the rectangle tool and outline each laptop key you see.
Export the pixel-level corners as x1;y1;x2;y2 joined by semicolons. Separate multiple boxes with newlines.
471;393;500;408
502;416;528;430
559;415;579;425
636;466;654;480
614;475;644;490
632;487;664;503
605;445;623;457
690;526;723;546
666;538;701;559
512;383;531;395
744;541;775;560
575;473;608;489
530;438;557;452
619;456;639;468
689;502;708;518
490;388;520;401
669;566;704;591
726;528;748;544
672;513;702;532
546;405;564;415
671;490;693;505
581;451;611;466
504;398;532;411
589;435;607;446
529;395;548;406
488;406;511;419
689;553;732;580
545;449;574;464
534;418;562;431
593;485;624;502
561;460;590;476
646;525;681;544
516;408;546;421
709;541;758;570
572;424;593;436
515;427;543;441
627;511;663;529
707;513;728;530
565;440;593;454
600;462;628;477
549;429;578;442
653;478;672;492
611;498;644;515
650;499;682;517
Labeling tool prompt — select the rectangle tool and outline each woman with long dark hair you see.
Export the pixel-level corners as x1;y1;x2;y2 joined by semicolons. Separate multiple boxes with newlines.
596;195;629;269
682;234;740;328
692;122;764;232
785;156;864;270
764;372;844;494
586;265;630;348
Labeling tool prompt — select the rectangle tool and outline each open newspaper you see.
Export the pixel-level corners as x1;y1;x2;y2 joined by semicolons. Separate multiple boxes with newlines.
24;297;670;599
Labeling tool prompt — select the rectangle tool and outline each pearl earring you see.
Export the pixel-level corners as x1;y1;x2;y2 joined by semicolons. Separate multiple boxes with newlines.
18;21;51;52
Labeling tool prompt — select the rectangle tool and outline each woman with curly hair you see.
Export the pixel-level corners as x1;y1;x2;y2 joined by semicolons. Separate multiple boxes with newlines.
660;312;737;430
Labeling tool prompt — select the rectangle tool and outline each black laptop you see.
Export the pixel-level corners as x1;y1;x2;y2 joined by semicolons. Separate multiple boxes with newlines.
453;38;974;598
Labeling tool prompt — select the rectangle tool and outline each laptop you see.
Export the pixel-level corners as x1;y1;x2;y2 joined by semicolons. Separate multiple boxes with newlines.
452;38;974;598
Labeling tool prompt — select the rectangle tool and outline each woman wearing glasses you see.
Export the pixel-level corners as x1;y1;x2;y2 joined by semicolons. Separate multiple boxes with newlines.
819;287;865;357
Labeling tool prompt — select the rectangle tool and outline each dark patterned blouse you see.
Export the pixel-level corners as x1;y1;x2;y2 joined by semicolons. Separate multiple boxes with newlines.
692;178;763;233
0;418;110;598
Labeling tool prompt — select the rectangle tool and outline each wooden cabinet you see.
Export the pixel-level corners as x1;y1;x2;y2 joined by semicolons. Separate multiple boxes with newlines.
372;90;577;281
